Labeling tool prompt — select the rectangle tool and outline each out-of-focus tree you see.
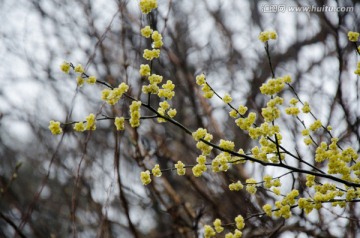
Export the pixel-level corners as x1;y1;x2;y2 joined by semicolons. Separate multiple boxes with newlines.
0;0;359;237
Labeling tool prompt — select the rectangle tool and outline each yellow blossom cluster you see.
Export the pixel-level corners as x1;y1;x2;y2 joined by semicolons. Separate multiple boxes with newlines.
219;139;235;151
151;164;162;177
49;120;63;135
139;64;151;77
143;49;161;61
222;93;232;104
175;161;186;175
129;101;142;128
204;216;244;238
195;74;214;98
302;102;311;113
142;73;163;94
203;225;216;238
263;175;281;189
139;0;158;14
212;152;231;172
314;138;359;181
158;80;175;99
313;183;343;202
348;31;359;42
235;112;256;131
192;155;207;177
140;170;151;185
141;26;163;61
195;132;213;156
258;30;277;43
261;96;283;122
229;180;244;191
229;105;248;118
140;26;153;38
298;197;321;214
114;117;125;130
213;218;224;233
260;75;291;95
245;178;257;194
73;113;97;132
271;189;299;219
157;100;177;122
101;82;129;105
60;61;71;74
60;61;97;87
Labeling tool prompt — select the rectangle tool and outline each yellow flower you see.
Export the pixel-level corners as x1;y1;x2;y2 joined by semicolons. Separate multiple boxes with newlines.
129;101;142;128
152;164;162;177
85;113;96;130
348;31;359;42
87;75;96;84
167;108;177;118
222;94;232;103
203;225;216;238
258;30;277;43
234;215;245;230
229;181;244;191
74;122;85;132
140;170;151;185
141;26;153;38
60;61;71;74
74;64;84;73
263;204;272;216
302;102;311;113
175;161;186;175
140;64;151;76
219;139;235;151
114;117;125;130
143;49;160;60
139;0;158;14
49;120;63;135
76;76;84;87
196;74;206;86
213;219;224;233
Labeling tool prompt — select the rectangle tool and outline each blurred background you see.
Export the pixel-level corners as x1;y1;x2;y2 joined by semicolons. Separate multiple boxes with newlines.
0;0;359;237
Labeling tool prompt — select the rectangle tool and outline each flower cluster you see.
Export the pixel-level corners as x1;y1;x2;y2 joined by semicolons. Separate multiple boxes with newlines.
73;113;97;132
258;30;277;43
212;152;231;172
245;178;257;194
141;26;163;61
151;164;162;177
175;161;186;175
139;0;158;14
158;80;175;99
101;83;129;105
348;31;359;42
49;120;63;135
114;117;125;131
271;189;299;219
260;75;291;95
196;74;214;98
229;180;244;191
60;61;97;87
140;170;151;185
142;73;163;94
157;100;177;122
229;105;248;118
261;96;283;122
129;101;142;128
192;155;207;177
